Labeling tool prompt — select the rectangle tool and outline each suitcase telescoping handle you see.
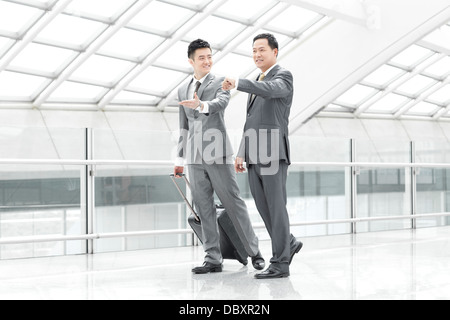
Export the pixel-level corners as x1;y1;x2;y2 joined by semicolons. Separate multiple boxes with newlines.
169;174;200;222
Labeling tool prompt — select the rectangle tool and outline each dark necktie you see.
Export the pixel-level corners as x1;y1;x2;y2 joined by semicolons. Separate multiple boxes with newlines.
193;81;201;119
194;81;201;99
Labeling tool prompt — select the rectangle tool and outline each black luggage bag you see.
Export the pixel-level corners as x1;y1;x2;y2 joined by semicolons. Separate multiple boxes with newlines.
170;174;249;266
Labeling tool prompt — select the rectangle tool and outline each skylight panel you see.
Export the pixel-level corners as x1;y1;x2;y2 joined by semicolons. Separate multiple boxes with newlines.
126;66;185;95
155;41;192;71
69;55;135;86
65;0;135;21
266;5;322;33
427;84;450;105
335;84;376;106
46;81;108;103
0;1;42;37
390;45;433;68
128;1;195;35
186;16;244;47
406;101;440;116
36;14;107;49
98;28;164;61
366;93;409;113
217;0;276;22
424;56;450;78
423;24;450;50
8;43;76;75
0;71;48;101
363;65;404;87
396;74;437;96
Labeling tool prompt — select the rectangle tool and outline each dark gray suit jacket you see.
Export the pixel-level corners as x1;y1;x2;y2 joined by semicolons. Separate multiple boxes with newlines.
177;73;233;165
237;65;294;165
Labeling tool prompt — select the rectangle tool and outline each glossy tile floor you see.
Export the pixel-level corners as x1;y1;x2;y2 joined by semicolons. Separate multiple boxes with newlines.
1;226;450;300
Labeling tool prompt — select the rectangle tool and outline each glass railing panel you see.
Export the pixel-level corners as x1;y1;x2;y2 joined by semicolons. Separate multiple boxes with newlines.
0;127;86;260
0;164;86;259
93;165;190;253
415;138;450;228
355;139;412;232
288;165;351;237
356;167;412;232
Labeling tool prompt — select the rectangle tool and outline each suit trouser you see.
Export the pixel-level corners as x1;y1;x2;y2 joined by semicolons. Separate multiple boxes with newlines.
248;161;293;273
188;161;259;265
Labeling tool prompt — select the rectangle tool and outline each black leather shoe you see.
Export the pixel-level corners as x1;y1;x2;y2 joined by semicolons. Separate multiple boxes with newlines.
290;241;303;265
192;262;223;274
255;269;290;280
251;251;265;270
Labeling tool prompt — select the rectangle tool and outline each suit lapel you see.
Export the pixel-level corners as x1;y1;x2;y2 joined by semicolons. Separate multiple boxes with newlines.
197;73;213;100
247;74;260;112
247;65;280;112
184;78;193;101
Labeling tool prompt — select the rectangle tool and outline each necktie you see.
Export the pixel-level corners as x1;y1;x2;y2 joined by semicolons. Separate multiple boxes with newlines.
194;81;201;99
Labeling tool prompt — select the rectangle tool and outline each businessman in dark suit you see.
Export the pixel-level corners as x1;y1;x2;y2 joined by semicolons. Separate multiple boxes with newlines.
223;33;303;279
176;39;265;274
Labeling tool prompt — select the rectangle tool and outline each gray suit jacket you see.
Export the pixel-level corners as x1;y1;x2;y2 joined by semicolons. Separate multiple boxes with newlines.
177;73;233;165
237;65;293;165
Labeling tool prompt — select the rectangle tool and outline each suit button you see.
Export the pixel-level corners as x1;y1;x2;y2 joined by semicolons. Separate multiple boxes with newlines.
247;114;251;117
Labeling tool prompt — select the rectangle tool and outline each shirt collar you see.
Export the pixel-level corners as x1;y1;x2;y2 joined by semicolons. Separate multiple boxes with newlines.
192;73;210;84
261;63;277;77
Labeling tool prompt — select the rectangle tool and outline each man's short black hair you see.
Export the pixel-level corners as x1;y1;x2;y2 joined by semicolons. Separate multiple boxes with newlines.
188;39;212;60
253;33;279;55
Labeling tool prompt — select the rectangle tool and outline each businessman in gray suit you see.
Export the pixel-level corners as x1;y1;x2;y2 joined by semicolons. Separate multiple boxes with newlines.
175;39;265;274
223;34;303;279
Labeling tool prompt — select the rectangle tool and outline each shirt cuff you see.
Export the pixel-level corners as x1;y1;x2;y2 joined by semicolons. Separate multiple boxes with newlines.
200;101;209;114
175;157;185;167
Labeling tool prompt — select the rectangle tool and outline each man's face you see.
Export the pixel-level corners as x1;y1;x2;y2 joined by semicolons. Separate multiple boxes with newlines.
189;47;213;78
253;38;278;73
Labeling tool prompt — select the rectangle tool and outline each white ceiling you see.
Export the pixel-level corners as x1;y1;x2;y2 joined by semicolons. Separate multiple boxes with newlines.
0;0;328;111
322;21;450;121
0;0;448;123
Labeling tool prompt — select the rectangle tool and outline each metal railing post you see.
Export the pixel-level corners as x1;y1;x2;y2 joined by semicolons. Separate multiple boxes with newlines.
410;141;417;230
350;139;358;234
85;128;95;254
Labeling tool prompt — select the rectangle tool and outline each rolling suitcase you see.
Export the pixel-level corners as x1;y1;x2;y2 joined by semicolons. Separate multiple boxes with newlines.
170;174;249;266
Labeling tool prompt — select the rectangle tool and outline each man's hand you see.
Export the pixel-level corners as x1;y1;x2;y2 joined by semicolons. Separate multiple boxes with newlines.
174;166;184;178
179;93;202;110
234;157;246;173
222;78;236;91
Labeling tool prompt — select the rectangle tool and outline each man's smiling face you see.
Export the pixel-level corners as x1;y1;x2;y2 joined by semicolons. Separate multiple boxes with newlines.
253;38;278;73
